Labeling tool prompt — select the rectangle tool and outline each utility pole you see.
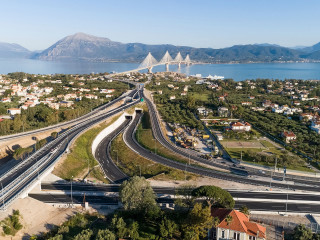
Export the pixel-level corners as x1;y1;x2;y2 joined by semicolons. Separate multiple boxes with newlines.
184;163;187;181
274;156;277;172
1;182;4;211
285;184;289;215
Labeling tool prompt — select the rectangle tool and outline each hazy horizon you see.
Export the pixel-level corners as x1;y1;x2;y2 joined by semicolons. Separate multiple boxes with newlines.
1;0;320;51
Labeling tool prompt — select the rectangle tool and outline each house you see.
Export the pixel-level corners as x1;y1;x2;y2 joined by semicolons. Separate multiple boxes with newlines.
311;118;320;134
282;131;296;143
157;90;163;95
211;208;266;240
59;101;74;108
197;107;212;117
231;122;251;132
169;95;176;100
241;102;252;106
218;107;229;117
1;97;11;103
7;108;21;115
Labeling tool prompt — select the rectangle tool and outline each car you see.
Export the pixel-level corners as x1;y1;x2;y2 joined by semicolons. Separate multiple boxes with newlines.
232;163;238;167
221;161;226;164
258;169;266;174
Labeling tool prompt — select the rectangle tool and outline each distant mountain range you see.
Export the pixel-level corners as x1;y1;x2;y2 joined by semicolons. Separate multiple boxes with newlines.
1;32;320;63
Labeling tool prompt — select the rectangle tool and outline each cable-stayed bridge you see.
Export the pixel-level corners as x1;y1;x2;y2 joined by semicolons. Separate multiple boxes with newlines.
110;51;194;76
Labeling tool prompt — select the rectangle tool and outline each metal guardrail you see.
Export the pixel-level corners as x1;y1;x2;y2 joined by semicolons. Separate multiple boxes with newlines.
0;91;142;210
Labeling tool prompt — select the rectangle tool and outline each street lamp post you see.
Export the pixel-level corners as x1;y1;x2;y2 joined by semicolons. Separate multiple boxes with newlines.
71;176;73;208
152;138;156;154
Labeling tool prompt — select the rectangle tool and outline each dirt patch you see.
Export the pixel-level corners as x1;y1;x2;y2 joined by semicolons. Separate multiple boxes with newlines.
221;140;265;149
148;176;274;191
0;197;78;239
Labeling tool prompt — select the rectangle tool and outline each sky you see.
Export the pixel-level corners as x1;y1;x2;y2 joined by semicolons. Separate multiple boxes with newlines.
0;0;320;51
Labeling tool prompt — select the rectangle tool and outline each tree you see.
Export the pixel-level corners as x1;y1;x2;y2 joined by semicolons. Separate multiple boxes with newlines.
239;205;250;216
111;215;127;238
182;203;213;240
119;176;159;217
95;229;116;240
73;229;93;240
186;96;196;110
51;132;58;139
191;185;235;210
36;138;47;149
127;221;139;240
175;184;196;210
159;217;178;239
225;215;233;240
293;224;313;240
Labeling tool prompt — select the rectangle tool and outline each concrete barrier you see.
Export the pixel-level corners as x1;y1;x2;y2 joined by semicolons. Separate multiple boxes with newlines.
92;113;128;154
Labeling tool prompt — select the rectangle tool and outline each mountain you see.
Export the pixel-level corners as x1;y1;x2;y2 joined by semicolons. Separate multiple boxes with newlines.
33;33;306;63
0;42;31;58
300;42;320;53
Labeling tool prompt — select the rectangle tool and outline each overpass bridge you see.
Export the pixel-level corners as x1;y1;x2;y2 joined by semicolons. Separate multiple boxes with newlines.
110;51;195;76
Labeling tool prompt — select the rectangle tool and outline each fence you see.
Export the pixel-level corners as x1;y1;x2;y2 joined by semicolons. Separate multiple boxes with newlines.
251;216;320;233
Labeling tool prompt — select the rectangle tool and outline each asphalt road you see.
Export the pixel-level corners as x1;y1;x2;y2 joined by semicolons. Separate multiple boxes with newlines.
0;88;141;209
142;91;320;187
0;89;135;142
28;192;320;213
123;111;320;191
94;118;131;183
41;183;320;202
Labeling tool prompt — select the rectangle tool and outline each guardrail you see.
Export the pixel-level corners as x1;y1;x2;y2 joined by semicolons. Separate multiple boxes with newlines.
0;90;141;210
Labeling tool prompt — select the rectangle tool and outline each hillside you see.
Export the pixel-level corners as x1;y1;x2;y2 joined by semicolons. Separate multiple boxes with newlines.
31;33;308;63
0;42;31;58
1;33;320;63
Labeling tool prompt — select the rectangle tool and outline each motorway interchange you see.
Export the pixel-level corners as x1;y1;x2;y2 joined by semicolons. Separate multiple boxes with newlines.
1;81;320;214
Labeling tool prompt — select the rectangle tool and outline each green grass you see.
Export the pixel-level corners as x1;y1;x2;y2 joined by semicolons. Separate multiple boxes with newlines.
110;133;195;181
191;92;209;102
225;147;314;172
260;140;276;148
53;115;119;182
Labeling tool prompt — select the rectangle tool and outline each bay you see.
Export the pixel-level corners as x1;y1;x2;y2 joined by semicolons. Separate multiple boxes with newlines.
1;58;320;81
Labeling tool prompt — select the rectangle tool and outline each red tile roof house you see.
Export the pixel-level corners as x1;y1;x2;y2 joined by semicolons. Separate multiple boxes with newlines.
281;131;296;143
230;122;252;132
210;208;266;240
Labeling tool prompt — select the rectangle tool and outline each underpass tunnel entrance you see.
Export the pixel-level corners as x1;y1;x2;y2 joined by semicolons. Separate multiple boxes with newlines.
135;108;143;114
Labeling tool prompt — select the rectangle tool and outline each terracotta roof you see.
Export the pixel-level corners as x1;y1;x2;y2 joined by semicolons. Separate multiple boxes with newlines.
283;131;296;137
212;208;266;239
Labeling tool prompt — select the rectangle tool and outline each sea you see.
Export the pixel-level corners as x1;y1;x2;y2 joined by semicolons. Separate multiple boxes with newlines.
1;58;320;82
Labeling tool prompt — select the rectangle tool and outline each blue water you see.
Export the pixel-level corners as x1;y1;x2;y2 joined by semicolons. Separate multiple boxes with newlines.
1;58;320;81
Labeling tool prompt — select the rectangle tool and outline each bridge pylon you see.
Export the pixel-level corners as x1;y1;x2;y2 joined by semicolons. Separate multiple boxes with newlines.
138;52;158;71
185;54;191;66
160;51;173;72
174;52;183;68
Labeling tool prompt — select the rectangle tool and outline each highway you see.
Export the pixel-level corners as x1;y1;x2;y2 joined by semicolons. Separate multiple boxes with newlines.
94;118;130;183
0;87;135;142
142;91;320;187
32;183;320;213
40;183;320;202
0;87;141;209
122;110;320;191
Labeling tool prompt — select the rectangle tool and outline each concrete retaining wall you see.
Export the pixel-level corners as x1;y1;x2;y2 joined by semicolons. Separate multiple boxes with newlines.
92;113;127;154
